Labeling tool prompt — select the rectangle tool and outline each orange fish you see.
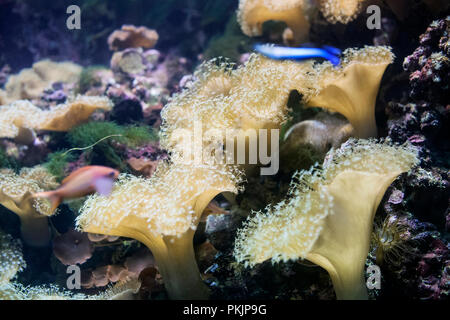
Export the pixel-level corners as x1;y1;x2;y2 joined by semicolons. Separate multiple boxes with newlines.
33;165;120;212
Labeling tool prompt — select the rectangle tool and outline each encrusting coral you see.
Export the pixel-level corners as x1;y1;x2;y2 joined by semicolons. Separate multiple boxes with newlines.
304;46;394;138
0;279;142;300
237;0;312;45
0;60;82;105
0;230;26;287
0;166;58;247
234;139;419;299
0;95;112;144
76;161;243;299
108;25;159;51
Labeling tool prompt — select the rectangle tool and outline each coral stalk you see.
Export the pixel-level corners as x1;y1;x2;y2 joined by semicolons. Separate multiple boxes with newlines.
234;139;419;299
77;163;242;299
305;46;394;138
135;231;209;300
18;214;51;248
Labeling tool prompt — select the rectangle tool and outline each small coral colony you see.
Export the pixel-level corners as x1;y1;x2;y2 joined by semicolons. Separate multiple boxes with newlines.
0;0;448;300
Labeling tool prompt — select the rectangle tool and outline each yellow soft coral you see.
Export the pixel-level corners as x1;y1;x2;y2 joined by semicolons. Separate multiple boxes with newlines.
77;162;243;299
234;139;418;299
304;46;394;138
0;166;58;246
108;25;159;51
0;60;82;104
318;0;367;24
160;54;316;164
237;0;312;45
0;95;112;143
0;230;26;286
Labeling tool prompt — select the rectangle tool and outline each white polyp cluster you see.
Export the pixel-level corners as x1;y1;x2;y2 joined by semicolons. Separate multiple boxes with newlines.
237;0;309;37
160;53;318;155
233;139;419;267
322;138;419;182
309;46;395;94
77;162;243;238
318;0;366;24
234;166;333;266
0;95;112;139
18;166;59;190
0;282;88;300
0;231;26;286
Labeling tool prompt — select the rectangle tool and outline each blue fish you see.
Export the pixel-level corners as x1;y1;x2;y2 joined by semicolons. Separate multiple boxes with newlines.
254;44;341;66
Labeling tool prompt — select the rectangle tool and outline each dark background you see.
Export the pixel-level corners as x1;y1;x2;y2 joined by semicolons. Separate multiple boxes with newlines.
0;0;237;71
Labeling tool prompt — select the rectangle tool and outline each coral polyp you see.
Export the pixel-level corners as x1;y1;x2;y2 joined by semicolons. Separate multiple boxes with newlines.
371;215;416;266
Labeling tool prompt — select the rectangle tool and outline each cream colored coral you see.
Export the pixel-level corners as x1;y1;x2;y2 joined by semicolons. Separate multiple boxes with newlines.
0;283;87;300
0;166;58;246
304;46;394;138
108;25;159;51
318;0;367;24
0;231;26;286
237;0;312;45
77;162;243;299
19;166;59;190
0;278;140;300
160;54;316;159
38;95;112;131
234;139;418;299
0;95;112;143
0;60;82;104
282;114;354;155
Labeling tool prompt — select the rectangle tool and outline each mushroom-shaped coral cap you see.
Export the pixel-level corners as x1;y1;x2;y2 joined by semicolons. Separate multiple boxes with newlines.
0;95;112;142
108;25;159;51
160;54;316;159
38;96;113;131
304;46;394;138
234;139;418;299
77;162;243;299
0;230;26;286
53;229;94;265
318;0;366;24
237;0;311;45
0;166;58;246
0;60;82;104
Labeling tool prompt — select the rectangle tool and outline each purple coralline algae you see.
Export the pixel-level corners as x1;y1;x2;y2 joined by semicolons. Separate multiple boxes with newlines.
403;16;449;103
